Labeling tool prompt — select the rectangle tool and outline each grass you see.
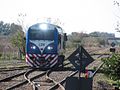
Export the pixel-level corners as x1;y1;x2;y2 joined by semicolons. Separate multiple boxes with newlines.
0;59;27;69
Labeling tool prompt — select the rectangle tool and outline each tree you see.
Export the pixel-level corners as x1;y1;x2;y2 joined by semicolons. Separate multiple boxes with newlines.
10;23;25;59
16;13;27;33
97;37;106;46
0;21;11;36
113;0;120;32
89;32;115;38
10;30;25;59
66;32;89;48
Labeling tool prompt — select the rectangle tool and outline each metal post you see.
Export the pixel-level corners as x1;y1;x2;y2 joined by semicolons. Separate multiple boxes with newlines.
78;46;82;79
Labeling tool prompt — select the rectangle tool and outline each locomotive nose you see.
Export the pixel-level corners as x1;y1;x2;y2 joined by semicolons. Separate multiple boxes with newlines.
39;57;45;64
40;48;43;50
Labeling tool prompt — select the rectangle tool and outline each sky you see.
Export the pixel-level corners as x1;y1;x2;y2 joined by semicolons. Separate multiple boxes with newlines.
0;0;119;37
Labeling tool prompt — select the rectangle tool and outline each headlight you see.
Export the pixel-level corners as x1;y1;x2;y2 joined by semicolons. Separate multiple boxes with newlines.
31;45;36;49
39;23;48;30
47;46;53;50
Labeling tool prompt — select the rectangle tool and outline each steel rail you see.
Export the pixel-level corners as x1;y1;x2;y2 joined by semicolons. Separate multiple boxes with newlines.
6;69;47;90
92;54;112;77
46;70;65;90
0;71;27;82
6;69;34;90
24;69;48;90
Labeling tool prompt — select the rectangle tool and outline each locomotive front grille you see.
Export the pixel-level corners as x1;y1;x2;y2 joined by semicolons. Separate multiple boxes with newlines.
26;54;58;68
39;57;45;61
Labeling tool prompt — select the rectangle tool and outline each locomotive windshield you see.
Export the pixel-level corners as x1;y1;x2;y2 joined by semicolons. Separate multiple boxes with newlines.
29;29;54;40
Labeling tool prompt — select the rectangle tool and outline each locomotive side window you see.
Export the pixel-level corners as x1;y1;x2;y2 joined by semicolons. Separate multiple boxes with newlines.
29;29;54;40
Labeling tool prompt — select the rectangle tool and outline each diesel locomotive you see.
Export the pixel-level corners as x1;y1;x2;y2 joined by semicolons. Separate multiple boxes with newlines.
26;23;67;68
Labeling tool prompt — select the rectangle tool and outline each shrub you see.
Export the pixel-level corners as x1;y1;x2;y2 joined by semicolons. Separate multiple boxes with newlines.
102;54;120;80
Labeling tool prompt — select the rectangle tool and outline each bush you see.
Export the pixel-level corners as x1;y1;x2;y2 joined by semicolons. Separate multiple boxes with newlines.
102;54;120;80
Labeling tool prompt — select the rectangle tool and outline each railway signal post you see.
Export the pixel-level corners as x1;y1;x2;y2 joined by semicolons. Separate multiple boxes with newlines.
110;42;116;53
66;46;94;90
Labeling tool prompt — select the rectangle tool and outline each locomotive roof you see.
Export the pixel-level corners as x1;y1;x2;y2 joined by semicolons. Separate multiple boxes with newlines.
29;23;64;34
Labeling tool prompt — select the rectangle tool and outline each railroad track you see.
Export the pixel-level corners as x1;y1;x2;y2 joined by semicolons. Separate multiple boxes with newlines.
0;47;112;90
23;54;111;90
63;47;112;90
34;48;111;90
86;53;112;71
0;66;30;72
0;68;47;90
24;68;78;90
24;69;48;90
0;69;29;90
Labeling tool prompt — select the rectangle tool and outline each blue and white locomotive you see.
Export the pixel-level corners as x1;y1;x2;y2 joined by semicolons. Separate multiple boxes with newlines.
26;23;67;68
